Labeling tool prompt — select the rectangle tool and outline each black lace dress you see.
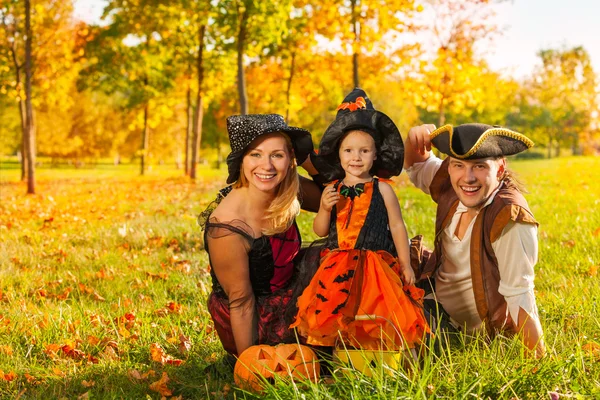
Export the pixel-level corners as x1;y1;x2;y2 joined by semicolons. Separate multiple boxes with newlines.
200;186;302;356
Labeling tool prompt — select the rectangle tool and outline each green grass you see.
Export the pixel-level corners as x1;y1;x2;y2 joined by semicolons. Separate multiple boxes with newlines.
1;156;599;399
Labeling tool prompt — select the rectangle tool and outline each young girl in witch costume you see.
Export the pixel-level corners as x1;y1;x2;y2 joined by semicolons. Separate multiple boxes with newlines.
291;89;430;350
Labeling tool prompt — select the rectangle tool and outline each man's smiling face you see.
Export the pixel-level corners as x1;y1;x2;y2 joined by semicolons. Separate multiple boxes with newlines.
447;157;506;209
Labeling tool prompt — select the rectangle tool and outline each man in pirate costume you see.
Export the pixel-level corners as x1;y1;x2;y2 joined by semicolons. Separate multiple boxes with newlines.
404;123;545;357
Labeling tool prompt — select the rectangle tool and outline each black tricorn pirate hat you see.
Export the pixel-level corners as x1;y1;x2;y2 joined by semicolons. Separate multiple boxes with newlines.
311;88;404;182
225;114;313;184
430;123;534;159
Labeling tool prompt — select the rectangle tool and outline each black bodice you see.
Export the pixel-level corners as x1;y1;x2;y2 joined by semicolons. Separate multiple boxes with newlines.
325;178;397;256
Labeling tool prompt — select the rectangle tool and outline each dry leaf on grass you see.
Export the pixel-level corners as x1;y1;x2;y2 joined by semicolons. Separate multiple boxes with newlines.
0;370;17;381
149;372;172;397
178;334;191;355
149;343;184;366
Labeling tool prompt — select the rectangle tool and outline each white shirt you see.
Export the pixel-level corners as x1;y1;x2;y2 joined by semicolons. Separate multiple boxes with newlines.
406;154;541;333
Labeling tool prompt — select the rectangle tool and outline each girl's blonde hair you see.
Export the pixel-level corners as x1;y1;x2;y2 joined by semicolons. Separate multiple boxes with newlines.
234;133;301;235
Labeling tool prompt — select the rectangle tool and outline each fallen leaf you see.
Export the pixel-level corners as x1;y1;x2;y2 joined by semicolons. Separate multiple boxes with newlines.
44;343;61;358
101;345;119;361
81;380;95;387
593;227;600;237
87;335;101;346
582;342;600;357
62;344;87;360
128;370;144;380
149;372;172;397
52;368;65;377
222;383;231;396
149;343;184;366
178;334;191;355
165;301;182;314
77;392;89;400
24;373;38;384
589;265;598;277
0;345;14;355
561;239;576;248
0;370;17;381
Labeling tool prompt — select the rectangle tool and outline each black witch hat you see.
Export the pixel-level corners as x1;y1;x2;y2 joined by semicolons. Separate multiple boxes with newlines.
430;123;534;159
311;88;404;182
225;114;313;184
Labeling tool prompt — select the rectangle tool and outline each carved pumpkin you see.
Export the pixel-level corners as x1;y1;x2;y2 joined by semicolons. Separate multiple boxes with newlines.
234;344;320;392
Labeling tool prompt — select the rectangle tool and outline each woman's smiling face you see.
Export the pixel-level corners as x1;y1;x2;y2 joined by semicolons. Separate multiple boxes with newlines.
241;133;292;193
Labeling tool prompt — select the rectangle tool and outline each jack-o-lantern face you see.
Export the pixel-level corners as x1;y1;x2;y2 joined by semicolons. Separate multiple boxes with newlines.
234;344;320;392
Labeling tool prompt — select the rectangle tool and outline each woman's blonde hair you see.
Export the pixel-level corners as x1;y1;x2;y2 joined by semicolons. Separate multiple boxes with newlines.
234;133;301;235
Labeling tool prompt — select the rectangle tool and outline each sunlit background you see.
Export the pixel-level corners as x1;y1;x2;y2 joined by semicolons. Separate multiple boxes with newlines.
2;0;599;184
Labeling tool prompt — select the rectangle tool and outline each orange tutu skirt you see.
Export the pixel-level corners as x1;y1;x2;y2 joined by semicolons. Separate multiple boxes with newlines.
291;248;429;349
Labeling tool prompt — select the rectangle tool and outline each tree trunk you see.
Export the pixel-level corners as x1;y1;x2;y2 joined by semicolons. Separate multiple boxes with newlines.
546;132;553;158
24;0;35;194
19;100;27;181
237;8;249;115
351;0;360;88
8;23;28;181
438;99;446;127
190;25;206;180
184;75;192;176
140;102;149;175
285;51;296;123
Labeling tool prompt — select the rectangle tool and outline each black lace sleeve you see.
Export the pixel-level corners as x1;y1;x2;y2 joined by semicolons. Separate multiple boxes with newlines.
197;185;234;230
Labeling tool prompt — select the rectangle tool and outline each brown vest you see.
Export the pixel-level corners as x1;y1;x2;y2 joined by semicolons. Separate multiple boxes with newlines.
420;158;538;337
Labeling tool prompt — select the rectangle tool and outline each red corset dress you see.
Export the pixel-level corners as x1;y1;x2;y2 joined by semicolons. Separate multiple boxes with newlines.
201;186;302;356
291;179;429;349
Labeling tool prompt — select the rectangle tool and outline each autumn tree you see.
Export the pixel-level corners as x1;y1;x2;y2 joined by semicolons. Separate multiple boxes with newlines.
296;0;419;90
80;0;178;175
414;0;503;127
215;0;292;115
527;46;598;156
1;0;76;188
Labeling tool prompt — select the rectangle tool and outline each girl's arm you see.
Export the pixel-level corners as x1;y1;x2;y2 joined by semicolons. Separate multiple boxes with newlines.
379;181;414;285
313;184;339;237
207;233;257;355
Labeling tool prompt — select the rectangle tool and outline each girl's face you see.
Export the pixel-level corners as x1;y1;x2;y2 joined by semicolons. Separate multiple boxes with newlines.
241;133;292;193
338;130;377;181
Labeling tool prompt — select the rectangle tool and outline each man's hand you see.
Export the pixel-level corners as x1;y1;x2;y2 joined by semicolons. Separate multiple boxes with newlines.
407;124;436;155
404;124;436;169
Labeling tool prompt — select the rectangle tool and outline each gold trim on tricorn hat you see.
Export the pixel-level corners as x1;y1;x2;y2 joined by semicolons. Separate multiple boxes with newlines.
430;123;534;159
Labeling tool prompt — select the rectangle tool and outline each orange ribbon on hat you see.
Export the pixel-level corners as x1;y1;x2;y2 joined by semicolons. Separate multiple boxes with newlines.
336;96;367;112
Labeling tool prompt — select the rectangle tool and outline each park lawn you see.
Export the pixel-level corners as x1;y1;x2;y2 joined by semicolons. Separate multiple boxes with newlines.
0;156;599;399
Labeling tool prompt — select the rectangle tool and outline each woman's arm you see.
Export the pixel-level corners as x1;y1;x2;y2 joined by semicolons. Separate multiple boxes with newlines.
207;233;257;355
299;154;326;213
380;182;414;285
299;176;323;213
313;184;339;237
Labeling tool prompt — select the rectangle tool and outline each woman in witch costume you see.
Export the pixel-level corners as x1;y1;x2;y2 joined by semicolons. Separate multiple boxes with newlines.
198;114;324;359
291;89;430;350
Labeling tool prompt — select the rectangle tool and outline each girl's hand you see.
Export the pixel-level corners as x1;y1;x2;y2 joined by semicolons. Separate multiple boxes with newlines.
320;185;340;212
400;264;416;286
